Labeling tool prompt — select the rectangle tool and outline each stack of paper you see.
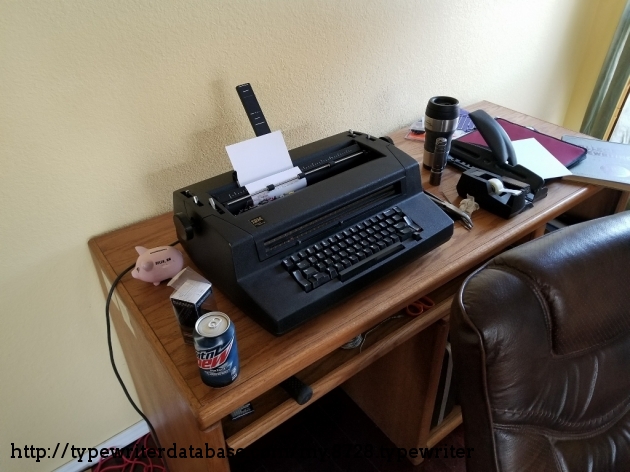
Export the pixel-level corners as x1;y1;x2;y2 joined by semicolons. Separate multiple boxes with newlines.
511;138;572;180
561;136;630;191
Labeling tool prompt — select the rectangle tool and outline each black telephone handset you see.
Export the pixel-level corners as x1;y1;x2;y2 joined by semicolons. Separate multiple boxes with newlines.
468;110;518;166
449;110;547;202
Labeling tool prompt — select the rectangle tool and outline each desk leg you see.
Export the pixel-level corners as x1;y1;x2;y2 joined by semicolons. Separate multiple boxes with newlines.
512;223;547;246
531;224;546;239
342;319;449;465
108;296;230;472
615;191;630;213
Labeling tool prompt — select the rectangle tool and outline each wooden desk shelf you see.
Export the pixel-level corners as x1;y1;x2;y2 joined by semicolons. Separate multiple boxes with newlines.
223;295;453;450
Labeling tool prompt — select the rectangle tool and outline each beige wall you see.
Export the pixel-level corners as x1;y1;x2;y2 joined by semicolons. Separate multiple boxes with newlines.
0;1;601;470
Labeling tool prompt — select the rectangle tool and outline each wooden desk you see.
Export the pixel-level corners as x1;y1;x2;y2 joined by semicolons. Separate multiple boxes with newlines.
89;102;607;471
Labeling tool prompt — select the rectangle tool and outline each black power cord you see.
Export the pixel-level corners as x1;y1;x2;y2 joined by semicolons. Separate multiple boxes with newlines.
105;241;179;454
105;261;163;451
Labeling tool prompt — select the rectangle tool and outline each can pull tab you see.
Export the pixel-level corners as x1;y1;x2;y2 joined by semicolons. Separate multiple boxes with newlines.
209;317;222;329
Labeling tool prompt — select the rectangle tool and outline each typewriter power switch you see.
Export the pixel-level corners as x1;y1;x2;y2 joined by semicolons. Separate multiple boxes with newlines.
174;213;194;241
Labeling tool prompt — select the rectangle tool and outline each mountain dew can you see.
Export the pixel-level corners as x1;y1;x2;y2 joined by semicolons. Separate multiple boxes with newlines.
194;312;240;388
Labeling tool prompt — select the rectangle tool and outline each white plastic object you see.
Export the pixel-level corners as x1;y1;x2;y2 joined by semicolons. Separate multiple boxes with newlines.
488;178;522;196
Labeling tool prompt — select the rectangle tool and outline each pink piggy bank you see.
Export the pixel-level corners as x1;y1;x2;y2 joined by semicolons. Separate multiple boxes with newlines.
131;246;184;286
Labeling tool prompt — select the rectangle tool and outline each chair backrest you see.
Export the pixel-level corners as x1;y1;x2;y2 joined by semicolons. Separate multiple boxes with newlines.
451;212;630;472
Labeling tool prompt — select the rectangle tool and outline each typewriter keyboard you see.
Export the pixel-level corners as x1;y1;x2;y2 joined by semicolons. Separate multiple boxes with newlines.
281;207;421;292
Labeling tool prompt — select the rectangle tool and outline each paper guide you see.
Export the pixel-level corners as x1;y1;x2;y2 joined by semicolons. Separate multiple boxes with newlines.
225;130;306;206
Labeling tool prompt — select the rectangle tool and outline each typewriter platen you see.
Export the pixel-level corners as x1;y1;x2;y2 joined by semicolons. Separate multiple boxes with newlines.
172;87;454;335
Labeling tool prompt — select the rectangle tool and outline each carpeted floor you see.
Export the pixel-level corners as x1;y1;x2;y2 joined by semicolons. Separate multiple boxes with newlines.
90;434;166;472
89;388;466;472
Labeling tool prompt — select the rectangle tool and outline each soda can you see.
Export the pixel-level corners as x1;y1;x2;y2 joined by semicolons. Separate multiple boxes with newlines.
194;312;240;388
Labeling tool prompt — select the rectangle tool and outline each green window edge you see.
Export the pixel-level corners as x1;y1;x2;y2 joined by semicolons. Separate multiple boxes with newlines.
581;1;630;138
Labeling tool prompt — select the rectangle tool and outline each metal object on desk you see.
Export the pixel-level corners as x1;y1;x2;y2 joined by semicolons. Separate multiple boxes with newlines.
425;191;474;230
423;96;460;169
429;137;448;186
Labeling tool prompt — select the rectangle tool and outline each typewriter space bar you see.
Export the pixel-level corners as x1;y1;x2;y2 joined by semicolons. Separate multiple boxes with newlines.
338;243;404;282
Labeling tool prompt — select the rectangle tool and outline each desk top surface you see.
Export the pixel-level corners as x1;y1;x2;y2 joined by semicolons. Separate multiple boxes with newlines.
89;102;598;429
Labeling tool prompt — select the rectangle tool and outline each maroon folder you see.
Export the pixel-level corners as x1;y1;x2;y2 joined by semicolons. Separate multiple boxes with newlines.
458;118;587;169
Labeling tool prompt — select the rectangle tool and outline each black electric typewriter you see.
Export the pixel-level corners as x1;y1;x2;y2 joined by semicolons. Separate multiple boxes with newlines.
172;85;453;335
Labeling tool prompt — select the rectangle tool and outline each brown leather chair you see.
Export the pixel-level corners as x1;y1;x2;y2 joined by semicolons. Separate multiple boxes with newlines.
451;212;630;472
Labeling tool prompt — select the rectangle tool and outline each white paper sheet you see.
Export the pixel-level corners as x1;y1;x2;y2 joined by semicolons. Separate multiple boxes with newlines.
225;130;293;186
512;138;572;180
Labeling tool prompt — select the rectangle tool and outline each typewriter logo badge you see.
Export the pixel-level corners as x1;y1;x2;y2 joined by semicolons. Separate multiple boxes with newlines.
250;216;266;227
